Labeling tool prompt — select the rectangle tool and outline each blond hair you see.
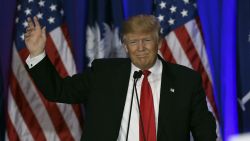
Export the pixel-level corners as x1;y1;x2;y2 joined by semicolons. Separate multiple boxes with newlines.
121;15;161;42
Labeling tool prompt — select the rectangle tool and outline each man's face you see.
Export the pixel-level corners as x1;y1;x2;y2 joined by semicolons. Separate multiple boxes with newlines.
124;33;161;70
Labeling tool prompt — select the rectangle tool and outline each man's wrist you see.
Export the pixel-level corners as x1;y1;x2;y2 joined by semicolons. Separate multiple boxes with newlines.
26;51;46;68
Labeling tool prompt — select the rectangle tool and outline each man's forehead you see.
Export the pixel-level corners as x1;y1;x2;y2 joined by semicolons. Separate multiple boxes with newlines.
125;33;154;39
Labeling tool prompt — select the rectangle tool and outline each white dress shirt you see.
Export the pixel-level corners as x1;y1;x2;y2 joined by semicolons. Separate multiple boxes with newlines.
117;59;163;141
26;51;46;68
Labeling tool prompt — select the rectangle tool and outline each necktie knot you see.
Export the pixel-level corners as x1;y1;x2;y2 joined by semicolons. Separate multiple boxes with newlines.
143;70;151;77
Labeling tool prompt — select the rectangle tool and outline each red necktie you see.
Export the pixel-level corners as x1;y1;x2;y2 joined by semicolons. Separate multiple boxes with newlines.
139;70;156;141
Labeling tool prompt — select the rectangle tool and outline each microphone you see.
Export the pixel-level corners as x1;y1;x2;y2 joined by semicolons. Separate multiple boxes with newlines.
133;70;143;79
126;70;143;141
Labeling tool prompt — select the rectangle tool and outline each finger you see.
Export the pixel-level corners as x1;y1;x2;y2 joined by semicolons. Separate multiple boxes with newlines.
41;27;47;40
25;27;34;34
24;31;32;37
42;26;46;35
33;16;41;29
24;34;31;40
27;17;34;29
26;27;33;33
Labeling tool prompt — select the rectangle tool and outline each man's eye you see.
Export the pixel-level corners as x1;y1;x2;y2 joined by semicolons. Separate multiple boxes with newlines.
144;39;152;42
128;41;137;45
129;41;136;44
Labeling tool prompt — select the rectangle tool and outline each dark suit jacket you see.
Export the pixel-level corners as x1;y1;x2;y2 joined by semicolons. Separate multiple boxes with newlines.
28;55;217;141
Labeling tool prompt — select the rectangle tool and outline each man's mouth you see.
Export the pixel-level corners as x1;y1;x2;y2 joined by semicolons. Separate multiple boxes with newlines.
136;53;148;58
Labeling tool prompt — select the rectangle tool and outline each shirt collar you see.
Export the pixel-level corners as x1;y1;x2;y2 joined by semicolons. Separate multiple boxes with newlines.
131;58;162;76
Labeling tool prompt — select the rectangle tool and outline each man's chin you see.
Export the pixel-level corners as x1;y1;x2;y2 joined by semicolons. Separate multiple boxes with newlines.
134;61;152;70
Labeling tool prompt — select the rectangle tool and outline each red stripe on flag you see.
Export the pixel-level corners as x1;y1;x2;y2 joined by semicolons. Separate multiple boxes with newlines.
46;35;68;77
61;24;73;50
10;72;46;141
72;104;84;129
174;26;219;118
195;17;205;43
160;38;176;64
18;47;29;63
6;113;20;141
46;34;83;133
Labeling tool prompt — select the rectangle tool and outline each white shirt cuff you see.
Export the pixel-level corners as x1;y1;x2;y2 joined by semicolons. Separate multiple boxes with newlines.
26;51;46;69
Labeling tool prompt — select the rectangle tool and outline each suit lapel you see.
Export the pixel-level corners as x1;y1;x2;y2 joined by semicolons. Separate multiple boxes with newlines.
157;59;176;140
110;59;131;138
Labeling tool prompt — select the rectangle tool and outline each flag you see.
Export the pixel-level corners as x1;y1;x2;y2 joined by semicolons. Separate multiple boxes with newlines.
86;0;127;66
237;0;250;133
154;0;221;139
6;0;83;140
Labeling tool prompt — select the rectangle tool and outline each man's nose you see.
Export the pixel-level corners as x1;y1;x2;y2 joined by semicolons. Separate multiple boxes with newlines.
137;40;145;50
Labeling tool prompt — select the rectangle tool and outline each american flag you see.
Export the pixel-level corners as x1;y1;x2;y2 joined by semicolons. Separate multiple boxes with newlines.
6;0;83;140
155;0;221;139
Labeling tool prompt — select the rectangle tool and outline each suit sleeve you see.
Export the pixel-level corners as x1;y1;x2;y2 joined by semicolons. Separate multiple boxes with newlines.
28;56;92;104
190;74;217;141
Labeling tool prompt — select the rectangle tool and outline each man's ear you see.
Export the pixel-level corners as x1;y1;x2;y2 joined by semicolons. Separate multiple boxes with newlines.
158;38;163;49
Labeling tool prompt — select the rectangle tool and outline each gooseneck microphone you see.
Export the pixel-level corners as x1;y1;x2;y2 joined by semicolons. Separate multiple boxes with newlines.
133;70;143;79
125;70;146;141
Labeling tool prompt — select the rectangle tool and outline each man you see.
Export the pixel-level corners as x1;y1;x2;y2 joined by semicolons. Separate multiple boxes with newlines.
25;15;216;141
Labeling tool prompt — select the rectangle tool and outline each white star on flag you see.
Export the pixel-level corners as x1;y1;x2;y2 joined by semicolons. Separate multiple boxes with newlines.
17;4;21;11
193;3;197;8
15;17;19;23
60;10;64;15
48;16;55;24
181;9;188;17
183;0;189;4
22;20;28;28
38;0;45;7
20;33;24;40
158;14;164;22
170;5;177;13
24;8;32;16
159;1;167;9
50;4;57;11
168;18;175;25
37;12;43;19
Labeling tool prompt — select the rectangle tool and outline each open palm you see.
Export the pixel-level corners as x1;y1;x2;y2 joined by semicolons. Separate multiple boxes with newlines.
24;16;46;58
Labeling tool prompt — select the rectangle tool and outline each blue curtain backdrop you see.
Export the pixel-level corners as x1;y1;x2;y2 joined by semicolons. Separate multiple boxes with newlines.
0;0;16;140
0;0;244;141
197;0;238;140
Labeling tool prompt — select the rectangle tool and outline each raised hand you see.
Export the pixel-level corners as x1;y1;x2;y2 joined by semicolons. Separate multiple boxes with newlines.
24;16;46;58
